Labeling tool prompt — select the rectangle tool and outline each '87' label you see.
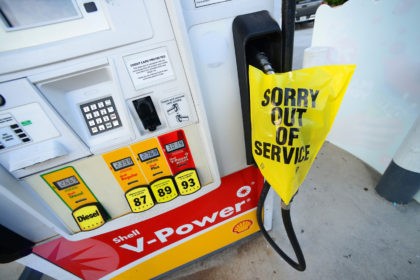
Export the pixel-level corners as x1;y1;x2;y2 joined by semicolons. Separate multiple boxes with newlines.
125;186;155;212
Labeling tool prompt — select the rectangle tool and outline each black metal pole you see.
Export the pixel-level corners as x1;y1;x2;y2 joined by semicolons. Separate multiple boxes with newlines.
281;0;296;71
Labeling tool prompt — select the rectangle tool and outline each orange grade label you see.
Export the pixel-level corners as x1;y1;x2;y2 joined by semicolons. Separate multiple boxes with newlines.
102;147;148;192
130;138;172;182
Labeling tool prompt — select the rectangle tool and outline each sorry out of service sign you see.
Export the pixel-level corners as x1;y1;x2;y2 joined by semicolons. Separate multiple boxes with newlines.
249;65;355;205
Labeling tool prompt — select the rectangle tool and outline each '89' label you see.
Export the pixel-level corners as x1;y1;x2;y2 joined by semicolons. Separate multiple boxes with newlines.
150;177;178;203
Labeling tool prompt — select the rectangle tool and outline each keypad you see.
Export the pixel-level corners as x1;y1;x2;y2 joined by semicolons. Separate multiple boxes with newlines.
80;97;122;136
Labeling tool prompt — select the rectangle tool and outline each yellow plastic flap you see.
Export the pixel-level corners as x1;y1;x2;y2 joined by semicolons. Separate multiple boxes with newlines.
249;64;355;204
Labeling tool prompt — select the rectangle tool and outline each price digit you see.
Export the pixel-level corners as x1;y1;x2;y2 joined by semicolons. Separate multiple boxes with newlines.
181;180;188;189
133;195;146;206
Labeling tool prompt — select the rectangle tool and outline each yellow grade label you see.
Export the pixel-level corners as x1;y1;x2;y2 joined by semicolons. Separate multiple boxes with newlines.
72;204;106;231
41;166;98;210
130;138;172;182
174;169;201;195
150;177;178;203
102;147;148;192
125;186;155;212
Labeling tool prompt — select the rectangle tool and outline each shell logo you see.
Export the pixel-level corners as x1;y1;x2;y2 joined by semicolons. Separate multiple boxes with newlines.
232;219;253;234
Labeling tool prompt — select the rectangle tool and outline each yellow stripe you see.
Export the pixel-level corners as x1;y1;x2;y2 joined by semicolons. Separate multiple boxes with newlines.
112;210;259;279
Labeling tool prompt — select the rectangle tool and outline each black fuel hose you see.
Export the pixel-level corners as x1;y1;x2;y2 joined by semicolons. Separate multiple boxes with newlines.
252;31;305;270
256;181;306;271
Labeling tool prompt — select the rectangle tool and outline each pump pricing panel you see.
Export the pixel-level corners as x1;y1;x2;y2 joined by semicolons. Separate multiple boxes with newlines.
111;157;135;171
53;175;80;190
138;148;160;162
41;166;107;231
158;130;201;195
102;147;155;212
130;138;178;203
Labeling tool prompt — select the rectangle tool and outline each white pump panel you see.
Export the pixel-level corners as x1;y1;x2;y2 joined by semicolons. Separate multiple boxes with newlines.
0;79;91;178
0;0;220;240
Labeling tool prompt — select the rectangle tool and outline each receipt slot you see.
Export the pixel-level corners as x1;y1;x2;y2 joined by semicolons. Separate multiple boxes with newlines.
0;0;220;240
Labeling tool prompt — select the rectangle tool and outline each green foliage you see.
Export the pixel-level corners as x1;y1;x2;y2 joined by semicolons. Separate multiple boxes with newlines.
324;0;348;6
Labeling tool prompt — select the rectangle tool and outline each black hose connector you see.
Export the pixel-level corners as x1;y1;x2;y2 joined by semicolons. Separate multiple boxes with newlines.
257;181;306;271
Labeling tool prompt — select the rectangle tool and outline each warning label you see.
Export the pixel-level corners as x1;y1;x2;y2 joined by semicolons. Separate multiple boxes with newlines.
161;94;192;127
124;48;174;90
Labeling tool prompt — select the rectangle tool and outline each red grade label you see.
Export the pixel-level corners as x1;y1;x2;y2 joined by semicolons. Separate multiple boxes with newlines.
158;130;201;195
158;129;196;174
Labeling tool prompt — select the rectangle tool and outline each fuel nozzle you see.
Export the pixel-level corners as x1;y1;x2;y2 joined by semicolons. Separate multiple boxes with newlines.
255;51;275;74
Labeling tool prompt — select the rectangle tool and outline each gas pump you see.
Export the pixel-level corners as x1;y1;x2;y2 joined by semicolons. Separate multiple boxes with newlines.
0;0;351;278
0;0;220;243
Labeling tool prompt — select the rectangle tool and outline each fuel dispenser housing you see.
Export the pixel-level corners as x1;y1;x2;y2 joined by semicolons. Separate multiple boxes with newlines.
0;0;221;241
0;0;282;278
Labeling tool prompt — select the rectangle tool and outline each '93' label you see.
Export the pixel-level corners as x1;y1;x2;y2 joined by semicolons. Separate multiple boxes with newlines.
175;169;201;195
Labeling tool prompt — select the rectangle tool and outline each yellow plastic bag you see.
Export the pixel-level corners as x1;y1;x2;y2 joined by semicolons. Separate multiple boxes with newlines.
249;64;356;205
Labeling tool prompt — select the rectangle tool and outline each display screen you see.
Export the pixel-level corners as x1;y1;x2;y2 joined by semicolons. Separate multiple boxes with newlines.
0;0;80;29
111;157;134;171
53;175;80;190
165;140;185;153
139;148;160;162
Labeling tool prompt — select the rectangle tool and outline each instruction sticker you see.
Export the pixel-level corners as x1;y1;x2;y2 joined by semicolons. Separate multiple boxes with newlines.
158;129;201;195
160;94;192;127
249;65;355;205
124;48;174;90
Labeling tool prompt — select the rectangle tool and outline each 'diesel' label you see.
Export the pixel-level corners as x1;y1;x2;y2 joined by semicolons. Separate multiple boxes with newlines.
41;166;107;231
72;203;106;231
158;129;201;195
